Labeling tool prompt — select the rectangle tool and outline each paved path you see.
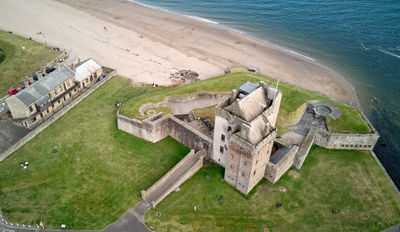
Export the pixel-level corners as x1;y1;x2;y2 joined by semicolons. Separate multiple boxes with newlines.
103;201;151;232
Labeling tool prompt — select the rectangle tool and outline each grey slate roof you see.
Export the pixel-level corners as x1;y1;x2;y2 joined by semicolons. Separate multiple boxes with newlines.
15;65;74;106
238;81;258;95
270;146;293;165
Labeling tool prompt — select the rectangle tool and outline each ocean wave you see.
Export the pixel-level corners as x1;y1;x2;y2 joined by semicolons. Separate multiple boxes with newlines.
129;0;218;25
181;14;219;25
379;49;400;59
129;0;316;63
279;47;315;61
360;42;369;51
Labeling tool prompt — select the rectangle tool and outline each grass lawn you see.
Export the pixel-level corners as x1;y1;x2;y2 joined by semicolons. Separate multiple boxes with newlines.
146;146;400;232
0;76;190;229
120;71;371;134
0;30;60;95
193;105;216;123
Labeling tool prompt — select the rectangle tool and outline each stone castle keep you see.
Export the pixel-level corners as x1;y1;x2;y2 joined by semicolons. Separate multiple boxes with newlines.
212;82;281;194
117;80;379;206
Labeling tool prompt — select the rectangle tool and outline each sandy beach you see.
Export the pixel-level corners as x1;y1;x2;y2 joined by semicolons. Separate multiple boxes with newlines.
0;0;354;103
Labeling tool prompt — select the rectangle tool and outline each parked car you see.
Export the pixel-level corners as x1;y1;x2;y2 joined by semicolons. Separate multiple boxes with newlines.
96;74;106;82
45;67;56;74
8;88;18;95
33;74;38;80
20;84;25;89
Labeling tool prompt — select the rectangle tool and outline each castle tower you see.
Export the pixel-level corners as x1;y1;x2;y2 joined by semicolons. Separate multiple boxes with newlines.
212;81;282;194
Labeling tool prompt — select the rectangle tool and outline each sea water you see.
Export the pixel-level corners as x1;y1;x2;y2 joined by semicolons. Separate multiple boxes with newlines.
130;0;400;188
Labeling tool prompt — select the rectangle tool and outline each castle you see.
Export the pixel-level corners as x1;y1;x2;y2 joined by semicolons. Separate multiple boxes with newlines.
117;79;379;205
212;81;281;194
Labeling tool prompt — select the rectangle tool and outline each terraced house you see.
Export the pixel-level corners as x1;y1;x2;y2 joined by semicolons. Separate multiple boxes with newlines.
6;59;103;128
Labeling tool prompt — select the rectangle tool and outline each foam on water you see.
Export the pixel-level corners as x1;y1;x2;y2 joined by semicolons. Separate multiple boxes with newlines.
379;49;400;60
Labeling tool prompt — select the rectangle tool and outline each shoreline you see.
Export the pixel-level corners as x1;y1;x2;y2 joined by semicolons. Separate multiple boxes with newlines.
128;0;360;106
0;0;355;105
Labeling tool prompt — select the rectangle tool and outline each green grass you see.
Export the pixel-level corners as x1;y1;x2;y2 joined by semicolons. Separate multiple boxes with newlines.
145;107;173;117
0;77;190;229
146;146;400;232
193;105;216;123
0;30;60;94
121;72;371;134
0;48;5;64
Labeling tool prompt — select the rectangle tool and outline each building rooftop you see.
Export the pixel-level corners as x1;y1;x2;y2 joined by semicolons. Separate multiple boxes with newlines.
15;65;74;106
270;146;293;165
75;58;101;82
238;81;258;96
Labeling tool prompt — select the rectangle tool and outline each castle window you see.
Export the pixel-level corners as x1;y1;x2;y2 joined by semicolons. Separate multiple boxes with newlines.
224;145;228;151
48;93;52;98
350;145;353;147
242;173;245;177
54;89;58;95
256;160;258;164
59;86;63;91
218;158;220;162
58;99;61;104
29;106;33;112
253;170;256;176
341;144;344;147
244;162;247;166
368;145;372;148
220;146;224;153
228;126;232;132
47;108;49;113
221;134;225;142
231;165;233;169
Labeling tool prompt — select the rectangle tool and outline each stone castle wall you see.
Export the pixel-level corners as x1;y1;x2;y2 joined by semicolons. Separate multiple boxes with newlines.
117;111;213;155
315;109;379;151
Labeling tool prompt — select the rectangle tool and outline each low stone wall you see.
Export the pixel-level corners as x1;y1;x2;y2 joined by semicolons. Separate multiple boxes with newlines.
117;111;213;155
293;127;317;169
141;150;205;207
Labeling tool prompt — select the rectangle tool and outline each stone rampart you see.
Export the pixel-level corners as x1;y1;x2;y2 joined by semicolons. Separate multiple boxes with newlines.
139;93;229;116
117;111;213;155
117;113;170;143
315;108;379;151
315;130;379;150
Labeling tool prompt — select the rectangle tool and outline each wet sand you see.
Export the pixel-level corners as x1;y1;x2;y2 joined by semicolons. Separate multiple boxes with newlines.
0;0;355;103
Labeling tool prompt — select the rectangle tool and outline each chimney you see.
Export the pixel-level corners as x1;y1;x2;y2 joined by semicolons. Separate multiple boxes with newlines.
230;89;239;104
259;81;269;91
